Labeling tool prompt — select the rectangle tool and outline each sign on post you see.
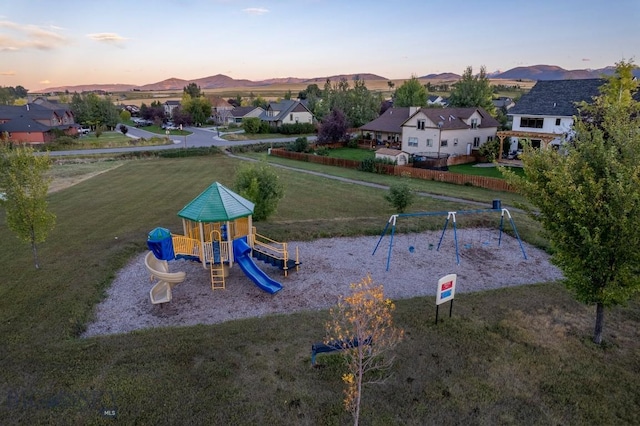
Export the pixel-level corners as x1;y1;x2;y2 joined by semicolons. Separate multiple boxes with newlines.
435;273;457;324
436;274;456;305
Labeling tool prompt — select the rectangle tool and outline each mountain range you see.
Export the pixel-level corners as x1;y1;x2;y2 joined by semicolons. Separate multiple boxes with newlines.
40;65;639;93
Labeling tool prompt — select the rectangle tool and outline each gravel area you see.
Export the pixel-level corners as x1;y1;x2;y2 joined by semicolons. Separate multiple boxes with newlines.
82;229;563;337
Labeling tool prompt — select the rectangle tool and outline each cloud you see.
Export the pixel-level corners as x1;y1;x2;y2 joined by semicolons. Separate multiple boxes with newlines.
87;33;128;45
0;70;15;76
582;58;591;62
242;7;269;15
39;80;51;84
0;20;67;51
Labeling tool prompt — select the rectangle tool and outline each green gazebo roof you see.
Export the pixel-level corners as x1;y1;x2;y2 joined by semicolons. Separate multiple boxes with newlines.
177;182;254;222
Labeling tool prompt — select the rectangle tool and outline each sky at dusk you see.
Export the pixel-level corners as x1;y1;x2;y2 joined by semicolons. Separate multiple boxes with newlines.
1;0;638;91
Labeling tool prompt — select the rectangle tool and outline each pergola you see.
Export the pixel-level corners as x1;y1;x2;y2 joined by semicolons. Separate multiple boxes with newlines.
496;130;559;161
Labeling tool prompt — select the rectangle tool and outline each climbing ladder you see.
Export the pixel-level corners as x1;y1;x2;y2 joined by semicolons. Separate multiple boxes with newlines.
208;232;225;290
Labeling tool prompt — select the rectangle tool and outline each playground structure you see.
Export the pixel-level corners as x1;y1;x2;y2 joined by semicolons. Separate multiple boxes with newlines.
144;251;187;304
372;200;527;270
146;182;299;299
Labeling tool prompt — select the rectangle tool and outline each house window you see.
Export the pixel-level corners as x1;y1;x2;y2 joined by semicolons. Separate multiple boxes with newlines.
471;118;478;129
408;137;418;147
555;118;561;126
454;138;458;146
487;136;494;142
426;139;433;147
417;119;425;130
473;137;480;148
441;139;448;147
290;114;294;121
520;117;544;128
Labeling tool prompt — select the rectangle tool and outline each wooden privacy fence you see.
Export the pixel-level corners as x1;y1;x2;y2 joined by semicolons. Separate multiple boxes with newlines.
270;148;515;193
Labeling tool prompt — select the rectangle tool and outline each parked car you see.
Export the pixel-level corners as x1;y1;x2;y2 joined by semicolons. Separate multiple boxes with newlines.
78;127;91;135
162;122;178;130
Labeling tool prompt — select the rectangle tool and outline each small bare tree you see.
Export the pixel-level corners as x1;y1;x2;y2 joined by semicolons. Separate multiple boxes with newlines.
325;274;404;425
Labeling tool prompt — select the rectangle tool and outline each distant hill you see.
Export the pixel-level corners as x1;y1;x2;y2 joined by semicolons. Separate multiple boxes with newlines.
419;73;461;80
302;73;388;83
493;64;640;80
37;65;640;93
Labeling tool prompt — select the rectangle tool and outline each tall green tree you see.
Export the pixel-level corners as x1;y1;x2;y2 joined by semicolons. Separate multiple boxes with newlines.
180;94;212;126
502;60;640;344
70;93;119;128
183;82;202;98
319;77;382;127
234;163;284;221
393;76;428;107
0;145;56;269
448;66;496;115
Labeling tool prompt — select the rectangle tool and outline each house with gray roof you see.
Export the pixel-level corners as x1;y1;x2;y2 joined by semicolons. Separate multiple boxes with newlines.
0;102;78;144
227;106;264;124
259;100;314;128
359;107;411;147
507;79;605;150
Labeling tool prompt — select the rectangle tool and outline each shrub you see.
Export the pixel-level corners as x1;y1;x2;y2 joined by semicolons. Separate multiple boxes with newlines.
288;137;309;153
384;182;415;213
315;147;330;156
478;139;500;162
242;117;261;134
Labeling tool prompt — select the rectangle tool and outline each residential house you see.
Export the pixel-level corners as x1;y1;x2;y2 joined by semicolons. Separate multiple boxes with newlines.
359;107;412;147
227;106;264;124
206;96;234;124
505;79;606;152
259;100;314;128
164;100;181;118
492;96;515;111
400;106;500;157
0;102;79;143
427;95;448;107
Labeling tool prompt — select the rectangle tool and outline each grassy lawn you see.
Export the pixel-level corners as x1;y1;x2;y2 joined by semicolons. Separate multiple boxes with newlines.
449;162;527;179
222;133;315;141
48;131;174;150
1;154;638;424
326;147;375;161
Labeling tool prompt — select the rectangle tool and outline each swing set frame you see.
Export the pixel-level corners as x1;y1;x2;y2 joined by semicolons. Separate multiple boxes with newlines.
372;201;527;270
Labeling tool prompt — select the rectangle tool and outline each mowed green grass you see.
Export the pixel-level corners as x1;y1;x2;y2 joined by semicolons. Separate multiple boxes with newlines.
1;153;639;424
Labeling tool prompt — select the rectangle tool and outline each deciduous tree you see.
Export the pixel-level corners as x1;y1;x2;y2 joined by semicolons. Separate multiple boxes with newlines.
234;163;284;221
448;66;496;115
183;82;202;98
393;76;428;107
325;275;404;426
317;109;348;144
502;60;640;344
0;145;56;269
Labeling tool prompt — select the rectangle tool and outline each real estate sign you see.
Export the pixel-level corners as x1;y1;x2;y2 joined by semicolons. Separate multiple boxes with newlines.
436;274;457;305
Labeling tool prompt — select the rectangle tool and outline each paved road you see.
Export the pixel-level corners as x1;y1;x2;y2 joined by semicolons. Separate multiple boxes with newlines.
46;126;316;157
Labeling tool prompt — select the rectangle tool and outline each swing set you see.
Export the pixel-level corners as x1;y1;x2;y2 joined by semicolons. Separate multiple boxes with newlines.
372;200;527;270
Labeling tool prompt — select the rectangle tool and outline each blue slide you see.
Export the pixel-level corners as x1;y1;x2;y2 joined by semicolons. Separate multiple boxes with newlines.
233;238;283;294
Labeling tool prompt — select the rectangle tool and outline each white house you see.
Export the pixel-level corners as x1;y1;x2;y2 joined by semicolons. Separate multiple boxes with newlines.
260;100;314;128
506;79;605;152
400;106;500;157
